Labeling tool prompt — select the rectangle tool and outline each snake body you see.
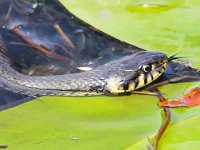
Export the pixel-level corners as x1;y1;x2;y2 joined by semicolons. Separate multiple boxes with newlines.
0;48;168;96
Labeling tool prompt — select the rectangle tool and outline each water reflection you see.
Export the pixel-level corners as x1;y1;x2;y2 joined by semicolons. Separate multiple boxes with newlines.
126;0;180;13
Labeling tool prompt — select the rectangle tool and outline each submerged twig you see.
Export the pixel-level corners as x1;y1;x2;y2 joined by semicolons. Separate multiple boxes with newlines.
11;26;68;62
7;41;32;47
54;23;76;49
4;2;12;22
42;41;74;58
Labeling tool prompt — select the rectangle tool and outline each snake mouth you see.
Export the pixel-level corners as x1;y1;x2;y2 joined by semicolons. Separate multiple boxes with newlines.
127;58;168;91
107;57;168;95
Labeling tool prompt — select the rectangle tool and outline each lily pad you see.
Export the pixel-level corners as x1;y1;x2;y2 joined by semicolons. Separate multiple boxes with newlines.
1;0;200;149
0;95;161;150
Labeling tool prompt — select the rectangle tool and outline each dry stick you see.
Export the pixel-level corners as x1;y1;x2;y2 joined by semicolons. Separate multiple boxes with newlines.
8;42;32;47
42;41;74;58
9;41;74;59
54;23;76;49
4;3;12;22
153;106;171;150
12;26;68;62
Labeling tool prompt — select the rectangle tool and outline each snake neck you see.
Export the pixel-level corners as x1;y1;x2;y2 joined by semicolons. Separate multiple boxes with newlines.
0;59;110;96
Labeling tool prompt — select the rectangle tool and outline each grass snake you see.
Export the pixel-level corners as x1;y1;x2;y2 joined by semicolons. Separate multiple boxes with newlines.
0;47;168;97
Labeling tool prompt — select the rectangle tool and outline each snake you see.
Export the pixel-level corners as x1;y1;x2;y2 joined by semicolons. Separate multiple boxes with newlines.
0;0;169;97
0;48;168;97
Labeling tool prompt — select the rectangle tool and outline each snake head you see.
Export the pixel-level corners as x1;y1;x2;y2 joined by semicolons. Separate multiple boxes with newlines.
105;51;168;94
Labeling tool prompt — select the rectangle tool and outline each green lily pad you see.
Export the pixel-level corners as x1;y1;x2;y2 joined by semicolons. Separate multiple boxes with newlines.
0;95;161;149
1;0;200;149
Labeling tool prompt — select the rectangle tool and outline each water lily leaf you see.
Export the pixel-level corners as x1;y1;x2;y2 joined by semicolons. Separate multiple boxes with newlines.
0;96;161;150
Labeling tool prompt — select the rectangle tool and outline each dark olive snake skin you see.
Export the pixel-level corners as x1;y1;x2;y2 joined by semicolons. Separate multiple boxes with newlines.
0;45;168;97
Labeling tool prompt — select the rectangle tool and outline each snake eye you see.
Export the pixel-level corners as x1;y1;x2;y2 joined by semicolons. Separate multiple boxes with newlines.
141;65;152;73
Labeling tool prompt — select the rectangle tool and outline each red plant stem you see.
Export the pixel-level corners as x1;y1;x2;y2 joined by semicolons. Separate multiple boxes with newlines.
153;107;171;150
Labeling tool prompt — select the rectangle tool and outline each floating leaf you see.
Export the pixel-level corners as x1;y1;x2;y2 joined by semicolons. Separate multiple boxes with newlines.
160;87;200;107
